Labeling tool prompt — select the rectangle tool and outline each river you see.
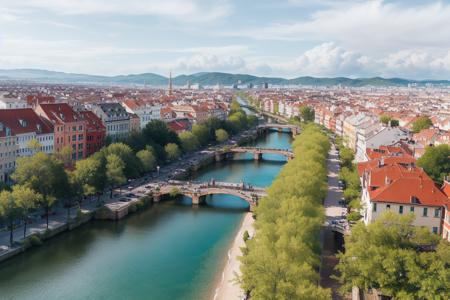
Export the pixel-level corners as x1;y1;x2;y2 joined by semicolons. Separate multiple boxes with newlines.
0;131;292;300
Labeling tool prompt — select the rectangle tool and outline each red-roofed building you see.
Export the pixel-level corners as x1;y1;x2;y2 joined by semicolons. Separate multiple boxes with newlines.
440;179;450;241
0;108;54;182
26;95;55;107
79;111;106;156
359;150;449;235
35;103;87;161
167;118;191;133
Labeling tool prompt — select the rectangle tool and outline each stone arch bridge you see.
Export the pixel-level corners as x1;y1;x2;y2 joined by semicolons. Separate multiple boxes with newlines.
151;180;267;211
257;123;300;137
215;146;294;161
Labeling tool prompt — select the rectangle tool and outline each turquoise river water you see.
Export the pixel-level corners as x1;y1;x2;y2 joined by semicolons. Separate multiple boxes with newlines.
0;131;292;300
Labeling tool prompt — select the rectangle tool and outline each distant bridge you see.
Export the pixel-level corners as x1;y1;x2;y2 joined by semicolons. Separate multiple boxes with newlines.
150;180;266;211
258;123;300;137
215;146;294;161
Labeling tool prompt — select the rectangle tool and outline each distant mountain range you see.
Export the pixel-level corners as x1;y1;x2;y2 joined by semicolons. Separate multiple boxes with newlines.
0;68;449;87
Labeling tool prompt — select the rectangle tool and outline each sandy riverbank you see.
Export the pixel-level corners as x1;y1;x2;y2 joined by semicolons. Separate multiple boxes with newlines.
213;212;255;300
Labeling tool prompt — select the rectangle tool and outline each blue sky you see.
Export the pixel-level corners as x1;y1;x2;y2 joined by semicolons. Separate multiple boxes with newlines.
1;0;450;79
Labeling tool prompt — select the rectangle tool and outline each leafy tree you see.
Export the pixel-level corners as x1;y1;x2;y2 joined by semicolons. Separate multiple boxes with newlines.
192;124;210;146
27;138;42;154
412;116;433;133
165;143;181;161
105;154;126;198
14;185;42;239
71;157;104;203
142;120;180;148
335;212;449;298
300;106;315;122
247;115;259;127
417;144;450;184
179;131;200;153
0;189;22;246
339;147;355;169
379;114;391;126
54;145;73;166
12;152;70;228
390;119;399;127
230;99;242;113
215;128;229;143
136;148;156;172
0;186;41;245
102;143;141;178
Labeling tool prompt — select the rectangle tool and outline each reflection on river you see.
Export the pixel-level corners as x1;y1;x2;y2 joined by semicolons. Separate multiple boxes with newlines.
0;132;292;300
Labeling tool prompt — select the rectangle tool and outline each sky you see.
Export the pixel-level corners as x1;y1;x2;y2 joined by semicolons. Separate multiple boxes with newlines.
1;0;450;79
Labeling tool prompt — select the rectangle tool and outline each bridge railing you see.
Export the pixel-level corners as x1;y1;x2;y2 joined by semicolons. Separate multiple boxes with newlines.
165;180;265;193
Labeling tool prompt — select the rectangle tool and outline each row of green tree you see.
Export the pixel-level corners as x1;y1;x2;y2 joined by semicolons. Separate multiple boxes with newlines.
240;124;332;299
335;138;362;218
0;100;258;246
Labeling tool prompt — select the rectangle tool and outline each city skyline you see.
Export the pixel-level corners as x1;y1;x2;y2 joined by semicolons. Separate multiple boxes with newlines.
2;0;450;79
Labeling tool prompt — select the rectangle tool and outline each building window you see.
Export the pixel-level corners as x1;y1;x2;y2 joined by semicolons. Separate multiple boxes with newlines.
399;206;403;214
423;207;428;217
432;227;438;234
386;204;390;210
410;206;415;213
434;208;441;218
373;203;377;212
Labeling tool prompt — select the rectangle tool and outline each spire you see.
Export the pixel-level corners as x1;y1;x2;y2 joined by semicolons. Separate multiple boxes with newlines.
168;70;173;96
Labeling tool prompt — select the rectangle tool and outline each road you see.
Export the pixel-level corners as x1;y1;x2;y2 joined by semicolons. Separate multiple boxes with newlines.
320;144;347;300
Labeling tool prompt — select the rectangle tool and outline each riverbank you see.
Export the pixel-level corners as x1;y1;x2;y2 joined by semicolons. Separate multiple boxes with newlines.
213;212;254;300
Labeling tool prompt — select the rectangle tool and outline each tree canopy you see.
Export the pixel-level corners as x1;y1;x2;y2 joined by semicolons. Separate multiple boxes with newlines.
300;106;315;123
417;144;450;184
412;116;433;133
164;143;181;162
215;128;229;143
335;212;450;298
380;114;392;125
179;131;200;153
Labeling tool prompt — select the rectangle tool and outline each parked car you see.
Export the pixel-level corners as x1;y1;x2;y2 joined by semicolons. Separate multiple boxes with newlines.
338;180;346;189
119;198;131;202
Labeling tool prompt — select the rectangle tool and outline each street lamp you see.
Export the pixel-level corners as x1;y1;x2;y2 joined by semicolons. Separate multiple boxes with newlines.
157;165;160;175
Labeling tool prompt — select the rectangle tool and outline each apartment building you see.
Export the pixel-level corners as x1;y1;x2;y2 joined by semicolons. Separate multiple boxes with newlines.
122;99;162;129
0;93;28;109
78;110;106;157
0;108;54;181
35;103;87;161
90;103;130;141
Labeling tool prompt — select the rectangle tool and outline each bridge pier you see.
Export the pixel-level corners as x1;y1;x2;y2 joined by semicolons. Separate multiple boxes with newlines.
191;194;205;206
153;194;161;203
253;152;262;161
215;152;224;162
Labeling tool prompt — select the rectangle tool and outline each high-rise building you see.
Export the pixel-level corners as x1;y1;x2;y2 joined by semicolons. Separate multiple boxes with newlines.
168;71;173;96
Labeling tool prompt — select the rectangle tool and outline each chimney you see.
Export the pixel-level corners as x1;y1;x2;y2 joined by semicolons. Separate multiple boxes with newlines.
385;176;391;185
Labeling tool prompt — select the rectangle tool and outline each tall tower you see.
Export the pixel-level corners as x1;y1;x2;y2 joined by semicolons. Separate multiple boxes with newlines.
168;70;173;96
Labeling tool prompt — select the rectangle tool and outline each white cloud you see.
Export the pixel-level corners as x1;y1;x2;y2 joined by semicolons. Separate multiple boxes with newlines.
0;0;232;22
235;1;450;53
